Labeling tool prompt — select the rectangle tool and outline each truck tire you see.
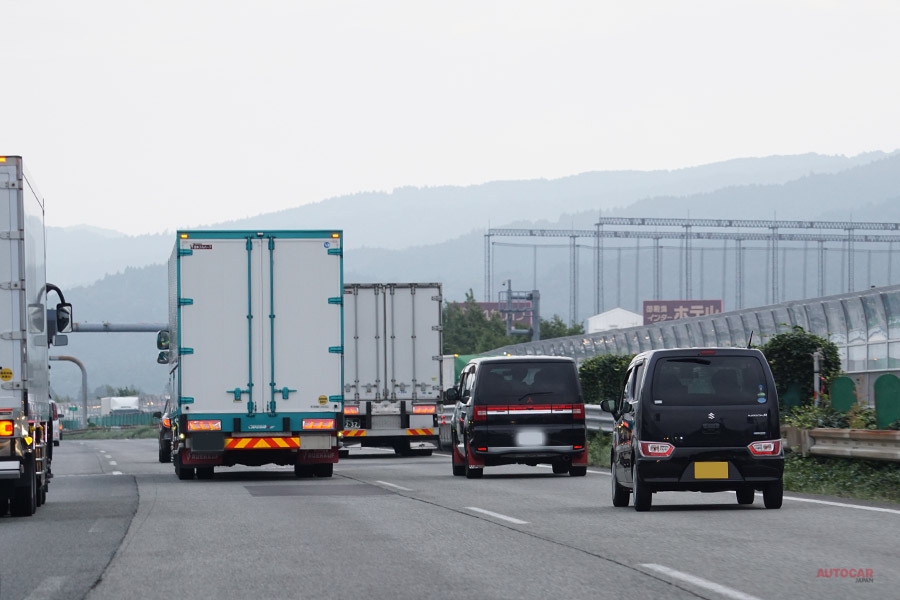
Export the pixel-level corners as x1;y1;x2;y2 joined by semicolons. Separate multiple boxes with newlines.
11;457;37;516
393;440;413;456
314;463;334;478
174;453;195;481
294;464;314;478
196;467;214;480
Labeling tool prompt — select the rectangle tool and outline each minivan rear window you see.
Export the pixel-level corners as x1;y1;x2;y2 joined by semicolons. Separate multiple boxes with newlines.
651;356;768;406
476;362;579;405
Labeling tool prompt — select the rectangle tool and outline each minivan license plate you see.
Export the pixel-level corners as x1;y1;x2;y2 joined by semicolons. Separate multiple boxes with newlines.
694;462;728;479
516;430;545;446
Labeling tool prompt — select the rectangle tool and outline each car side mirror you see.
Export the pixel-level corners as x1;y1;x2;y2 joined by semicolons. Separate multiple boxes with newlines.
600;399;618;416
152;411;162;419
445;388;459;402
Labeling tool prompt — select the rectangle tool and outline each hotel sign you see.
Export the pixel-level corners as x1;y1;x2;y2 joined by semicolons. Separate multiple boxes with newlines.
643;299;723;325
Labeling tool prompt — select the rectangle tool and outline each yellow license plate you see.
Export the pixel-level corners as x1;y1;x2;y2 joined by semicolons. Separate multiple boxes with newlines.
694;462;729;479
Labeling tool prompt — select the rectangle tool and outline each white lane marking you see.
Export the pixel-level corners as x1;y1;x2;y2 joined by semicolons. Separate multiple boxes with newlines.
111;471;123;475
376;480;412;492
640;564;763;600
778;494;900;515
23;576;65;600
466;507;529;525
108;460;118;466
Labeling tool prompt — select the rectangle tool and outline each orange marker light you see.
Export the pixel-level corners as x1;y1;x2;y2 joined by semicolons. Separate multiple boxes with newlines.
0;420;14;436
343;406;359;415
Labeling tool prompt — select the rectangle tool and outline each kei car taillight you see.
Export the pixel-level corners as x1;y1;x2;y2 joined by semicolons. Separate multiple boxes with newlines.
162;417;172;428
748;439;782;456
639;441;674;458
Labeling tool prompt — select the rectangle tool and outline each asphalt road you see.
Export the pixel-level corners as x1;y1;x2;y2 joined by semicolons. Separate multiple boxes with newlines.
3;439;897;600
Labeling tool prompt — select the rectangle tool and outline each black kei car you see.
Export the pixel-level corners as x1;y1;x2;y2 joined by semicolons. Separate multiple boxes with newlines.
153;402;174;463
601;347;784;511
447;356;588;479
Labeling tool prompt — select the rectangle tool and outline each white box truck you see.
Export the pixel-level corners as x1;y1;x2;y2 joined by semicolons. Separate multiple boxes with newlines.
0;155;73;516
100;395;140;416
157;230;344;479
342;283;443;456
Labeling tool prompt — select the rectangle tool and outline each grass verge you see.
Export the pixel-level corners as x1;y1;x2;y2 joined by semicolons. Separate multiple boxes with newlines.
588;432;900;505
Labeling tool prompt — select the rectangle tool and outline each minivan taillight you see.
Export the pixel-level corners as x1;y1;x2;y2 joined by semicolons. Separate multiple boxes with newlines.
572;404;585;420
473;406;487;422
639;441;674;458
748;439;781;456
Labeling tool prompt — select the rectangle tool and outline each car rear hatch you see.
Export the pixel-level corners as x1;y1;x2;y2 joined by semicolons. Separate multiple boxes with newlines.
475;361;584;449
641;354;777;449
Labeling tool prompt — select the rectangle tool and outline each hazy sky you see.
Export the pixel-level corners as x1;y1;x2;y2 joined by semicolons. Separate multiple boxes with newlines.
3;1;898;235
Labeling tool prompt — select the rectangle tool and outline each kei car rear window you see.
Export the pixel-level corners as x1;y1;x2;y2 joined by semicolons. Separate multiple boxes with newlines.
651;356;768;406
475;362;579;405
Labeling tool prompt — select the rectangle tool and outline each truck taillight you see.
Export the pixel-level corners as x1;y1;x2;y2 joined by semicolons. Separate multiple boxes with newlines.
344;406;359;415
412;405;436;414
639;441;674;458
187;420;221;431
473;406;487;422
748;440;782;456
0;420;13;436
303;418;335;430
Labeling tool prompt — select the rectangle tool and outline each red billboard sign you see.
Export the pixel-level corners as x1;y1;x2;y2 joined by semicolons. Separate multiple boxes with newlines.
643;299;723;325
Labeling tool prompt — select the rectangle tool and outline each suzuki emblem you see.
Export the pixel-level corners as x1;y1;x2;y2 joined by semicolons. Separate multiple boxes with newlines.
708;412;715;420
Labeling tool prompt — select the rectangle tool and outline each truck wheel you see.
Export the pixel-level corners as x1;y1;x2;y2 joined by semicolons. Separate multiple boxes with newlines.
174;453;195;480
11;458;37;516
196;467;214;480
314;463;334;478
393;440;413;456
294;464;314;478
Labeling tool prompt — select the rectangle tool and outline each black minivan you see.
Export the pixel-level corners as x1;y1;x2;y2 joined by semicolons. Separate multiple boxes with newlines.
447;356;588;478
601;348;784;511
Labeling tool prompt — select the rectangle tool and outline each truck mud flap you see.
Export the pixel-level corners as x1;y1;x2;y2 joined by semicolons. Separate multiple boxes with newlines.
297;449;339;465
